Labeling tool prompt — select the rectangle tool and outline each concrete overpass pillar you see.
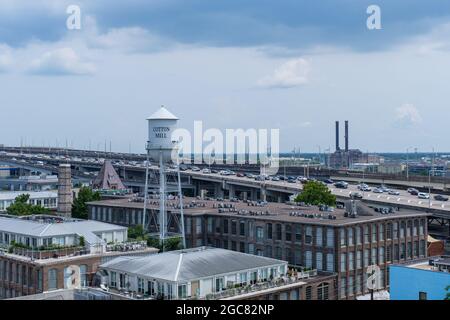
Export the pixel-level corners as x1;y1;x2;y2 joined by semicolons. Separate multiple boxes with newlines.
215;183;224;199
229;184;235;200
278;195;282;203
242;191;248;201
260;187;267;202
250;189;257;201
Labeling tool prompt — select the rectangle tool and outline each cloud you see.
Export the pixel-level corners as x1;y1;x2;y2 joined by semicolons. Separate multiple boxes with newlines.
299;121;312;128
394;103;423;127
28;47;95;75
257;58;310;88
0;45;13;72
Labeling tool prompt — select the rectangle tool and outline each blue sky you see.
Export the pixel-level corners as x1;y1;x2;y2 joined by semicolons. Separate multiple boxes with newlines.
0;0;449;153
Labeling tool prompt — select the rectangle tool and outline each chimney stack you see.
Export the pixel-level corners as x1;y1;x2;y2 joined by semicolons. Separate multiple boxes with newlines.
345;120;349;152
335;121;340;151
57;163;72;217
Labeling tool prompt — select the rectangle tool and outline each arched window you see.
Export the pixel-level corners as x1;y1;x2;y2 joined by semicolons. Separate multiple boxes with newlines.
80;265;88;287
305;286;312;300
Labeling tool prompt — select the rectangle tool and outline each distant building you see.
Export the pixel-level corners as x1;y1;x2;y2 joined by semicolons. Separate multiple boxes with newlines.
329;121;364;169
0;191;58;212
389;256;450;300
0;215;157;299
93;160;126;191
57;164;72;217
98;246;336;300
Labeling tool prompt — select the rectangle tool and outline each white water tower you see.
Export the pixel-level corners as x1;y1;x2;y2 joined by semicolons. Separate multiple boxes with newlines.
146;105;179;163
142;105;185;250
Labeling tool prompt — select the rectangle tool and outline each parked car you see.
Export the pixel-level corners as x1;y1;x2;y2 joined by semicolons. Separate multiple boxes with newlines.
434;195;449;201
418;193;430;199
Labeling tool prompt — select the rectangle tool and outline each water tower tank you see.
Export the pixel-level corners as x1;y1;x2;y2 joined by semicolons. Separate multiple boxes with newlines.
146;106;179;162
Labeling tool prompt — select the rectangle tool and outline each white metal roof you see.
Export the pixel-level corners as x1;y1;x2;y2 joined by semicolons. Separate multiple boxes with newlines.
0;191;57;201
100;247;286;282
146;106;178;120
0;216;127;245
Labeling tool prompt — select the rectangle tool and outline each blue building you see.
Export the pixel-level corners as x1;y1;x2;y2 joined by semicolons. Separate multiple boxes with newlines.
389;256;450;300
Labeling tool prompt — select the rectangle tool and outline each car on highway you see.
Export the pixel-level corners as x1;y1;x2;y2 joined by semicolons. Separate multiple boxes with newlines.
236;173;245;177
287;178;296;183
202;168;211;174
271;176;280;181
219;170;232;176
334;181;348;189
434;195;449;201
350;192;363;199
191;166;201;171
323;179;334;184
379;185;391;193
418;192;430;199
373;188;383;193
211;169;219;174
388;190;400;195
407;188;419;195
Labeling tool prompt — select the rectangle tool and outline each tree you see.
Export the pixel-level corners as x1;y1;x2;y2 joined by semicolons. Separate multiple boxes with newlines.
445;285;450;300
294;181;336;206
128;225;145;240
6;193;51;216
72;187;101;219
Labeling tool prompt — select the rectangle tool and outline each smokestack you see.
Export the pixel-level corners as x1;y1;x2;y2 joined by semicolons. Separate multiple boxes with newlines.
57;163;72;218
345;120;349;152
335;121;340;151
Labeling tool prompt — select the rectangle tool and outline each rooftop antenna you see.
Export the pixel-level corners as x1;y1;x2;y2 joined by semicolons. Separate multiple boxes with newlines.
142;105;185;251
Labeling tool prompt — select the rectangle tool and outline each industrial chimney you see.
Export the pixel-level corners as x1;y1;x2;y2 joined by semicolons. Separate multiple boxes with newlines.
57;163;72;217
345;120;349;152
335;121;340;151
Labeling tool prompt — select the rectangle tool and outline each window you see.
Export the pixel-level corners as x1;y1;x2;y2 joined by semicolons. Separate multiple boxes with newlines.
276;224;282;240
340;278;346;298
413;220;418;236
387;223;392;240
407;242;412;259
348;252;354;271
231;220;237;235
207;217;213;233
48;269;58;290
364;249;369;267
256;226;264;241
275;247;282;260
316;252;323;270
326;228;334;248
393;222;398;239
196;218;202;234
305;251;312;268
178;284;187;298
137;278;145;294
267;223;273;239
379;224;384;241
285;225;292;242
295;225;302;243
407;221;412;237
379;247;384;264
364;226;370;243
356;250;362;269
305;286;312;300
231;241;237;251
286;248;293;264
316;227;323;247
340;253;346;272
80;265;88;287
400;243;405;259
223;219;228;234
419;292;427;300
348;276;354;296
348;228;354;246
372;224;377;243
400;221;405;238
326;253;334;272
371;248;377;264
340;228;346;247
317;283;329;300
419;240;425;256
356;275;362;294
215;277;225;292
387;246;392;262
110;271;117;288
240;242;246;253
305;226;312;244
419;220;425;235
239;221;246;236
265;245;272;257
356;226;361;245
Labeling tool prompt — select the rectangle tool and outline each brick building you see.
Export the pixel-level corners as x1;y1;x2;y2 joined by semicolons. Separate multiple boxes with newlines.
87;197;429;299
